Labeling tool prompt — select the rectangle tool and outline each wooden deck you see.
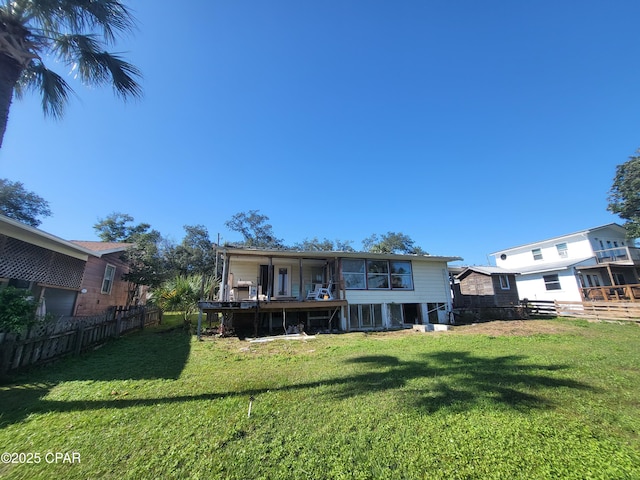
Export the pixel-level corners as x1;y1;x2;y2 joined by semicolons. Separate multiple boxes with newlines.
198;298;347;312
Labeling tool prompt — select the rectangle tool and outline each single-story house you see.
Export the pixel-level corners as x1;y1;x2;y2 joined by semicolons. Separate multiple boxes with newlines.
0;214;144;319
199;247;461;334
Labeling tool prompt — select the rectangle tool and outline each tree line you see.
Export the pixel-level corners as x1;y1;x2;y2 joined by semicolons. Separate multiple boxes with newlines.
2;145;640;325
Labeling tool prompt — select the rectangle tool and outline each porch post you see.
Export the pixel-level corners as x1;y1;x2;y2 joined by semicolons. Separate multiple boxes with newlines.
267;257;273;301
298;257;304;300
606;264;615;286
219;250;229;301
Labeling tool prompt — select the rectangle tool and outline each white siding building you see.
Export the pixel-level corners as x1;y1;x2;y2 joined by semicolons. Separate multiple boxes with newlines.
200;247;461;334
491;224;639;302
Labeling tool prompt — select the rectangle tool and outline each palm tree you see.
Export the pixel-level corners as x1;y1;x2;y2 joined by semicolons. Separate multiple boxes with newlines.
0;0;142;148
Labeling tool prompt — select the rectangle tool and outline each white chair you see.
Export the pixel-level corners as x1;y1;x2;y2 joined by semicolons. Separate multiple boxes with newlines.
307;283;333;301
307;284;322;300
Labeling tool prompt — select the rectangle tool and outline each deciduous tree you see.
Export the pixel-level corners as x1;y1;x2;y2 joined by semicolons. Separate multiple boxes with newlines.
292;237;354;252
225;210;284;249
0;178;51;226
362;232;427;255
608;151;640;239
94;212;167;303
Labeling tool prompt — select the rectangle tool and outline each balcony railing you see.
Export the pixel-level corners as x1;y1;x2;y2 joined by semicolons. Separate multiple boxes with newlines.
594;246;640;265
581;284;640;302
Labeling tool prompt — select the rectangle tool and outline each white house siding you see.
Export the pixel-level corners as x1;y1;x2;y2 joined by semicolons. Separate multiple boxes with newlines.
344;262;451;329
495;225;630;273
228;261;259;287
228;256;339;299
223;250;460;332
496;233;593;270
586;227;630;252
493;225;634;303
515;271;583;302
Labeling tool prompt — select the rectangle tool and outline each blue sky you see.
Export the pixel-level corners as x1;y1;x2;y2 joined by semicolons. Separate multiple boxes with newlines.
2;0;639;265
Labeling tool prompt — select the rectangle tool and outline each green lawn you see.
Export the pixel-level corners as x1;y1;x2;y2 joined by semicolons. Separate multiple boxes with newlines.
0;316;639;479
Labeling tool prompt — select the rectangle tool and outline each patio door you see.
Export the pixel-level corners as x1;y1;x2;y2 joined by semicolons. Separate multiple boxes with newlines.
260;264;291;297
275;266;290;297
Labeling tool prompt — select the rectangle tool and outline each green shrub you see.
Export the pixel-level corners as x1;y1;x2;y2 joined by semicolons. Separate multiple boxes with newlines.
0;286;38;332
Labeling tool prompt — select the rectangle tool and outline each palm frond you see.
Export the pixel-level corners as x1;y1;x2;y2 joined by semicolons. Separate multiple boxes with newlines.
75;0;136;43
53;33;141;99
53;32;102;58
98;51;141;99
17;62;73;118
23;0;134;42
1;0;140;128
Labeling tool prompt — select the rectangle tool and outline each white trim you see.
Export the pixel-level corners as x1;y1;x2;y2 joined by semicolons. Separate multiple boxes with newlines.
101;264;116;294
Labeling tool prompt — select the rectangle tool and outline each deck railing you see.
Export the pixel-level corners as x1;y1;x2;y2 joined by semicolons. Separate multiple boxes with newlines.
594;246;640;265
581;283;640;302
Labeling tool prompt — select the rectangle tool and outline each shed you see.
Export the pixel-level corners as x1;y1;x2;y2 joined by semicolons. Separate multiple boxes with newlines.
453;266;520;308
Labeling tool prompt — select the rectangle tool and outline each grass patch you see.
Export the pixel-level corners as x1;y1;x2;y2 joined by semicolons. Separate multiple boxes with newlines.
1;317;639;479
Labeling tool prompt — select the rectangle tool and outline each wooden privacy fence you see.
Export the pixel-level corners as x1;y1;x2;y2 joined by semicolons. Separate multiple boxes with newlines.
0;306;162;375
554;301;640;322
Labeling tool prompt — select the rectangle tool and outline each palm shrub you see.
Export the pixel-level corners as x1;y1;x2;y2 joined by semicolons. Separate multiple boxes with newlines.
151;275;217;325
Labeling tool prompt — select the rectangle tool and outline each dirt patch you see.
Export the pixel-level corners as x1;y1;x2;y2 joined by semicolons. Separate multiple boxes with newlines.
449;319;578;336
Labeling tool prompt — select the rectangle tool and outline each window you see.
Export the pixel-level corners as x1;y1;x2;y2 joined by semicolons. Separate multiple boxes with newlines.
499;275;510;290
390;261;413;289
556;243;568;258
101;264;116;294
543;274;561;291
427;303;445;323
277;268;288;296
389;304;403;327
349;304;383;329
532;248;543;261
343;259;414;290
613;273;626;286
367;260;389;289
581;274;601;288
343;259;366;289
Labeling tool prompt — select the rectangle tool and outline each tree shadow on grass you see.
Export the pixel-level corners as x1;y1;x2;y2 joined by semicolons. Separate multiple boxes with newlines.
0;327;192;427
1;347;595;428
336;351;593;413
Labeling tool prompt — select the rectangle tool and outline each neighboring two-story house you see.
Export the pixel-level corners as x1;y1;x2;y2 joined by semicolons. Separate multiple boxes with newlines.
491;223;640;302
199;247;461;334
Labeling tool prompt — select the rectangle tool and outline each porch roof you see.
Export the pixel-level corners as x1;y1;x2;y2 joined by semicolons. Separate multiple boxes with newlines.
516;257;595;275
221;247;461;263
455;266;520;278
